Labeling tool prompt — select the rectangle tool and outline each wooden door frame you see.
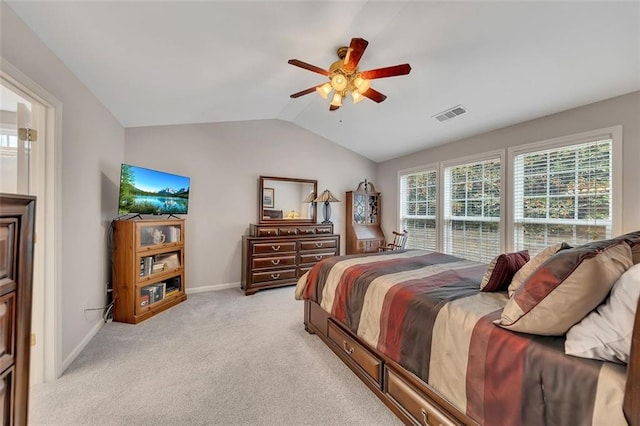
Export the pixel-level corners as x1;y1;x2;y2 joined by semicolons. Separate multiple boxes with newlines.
1;56;62;382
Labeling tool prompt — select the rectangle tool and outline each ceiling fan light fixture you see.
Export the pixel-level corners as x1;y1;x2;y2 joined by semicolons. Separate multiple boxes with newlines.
330;93;343;107
288;37;411;111
330;73;348;91
353;76;370;93
316;82;332;99
351;91;365;104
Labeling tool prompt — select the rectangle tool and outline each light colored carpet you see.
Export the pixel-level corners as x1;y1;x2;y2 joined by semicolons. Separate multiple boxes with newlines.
29;287;402;425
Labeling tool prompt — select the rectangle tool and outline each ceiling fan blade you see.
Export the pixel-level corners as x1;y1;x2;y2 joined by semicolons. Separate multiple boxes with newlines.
342;38;369;73
329;104;340;111
360;64;411;80
288;59;330;76
290;86;321;98
362;88;387;103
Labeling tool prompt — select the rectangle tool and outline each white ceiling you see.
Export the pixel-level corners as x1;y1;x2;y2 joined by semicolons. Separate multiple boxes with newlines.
5;1;640;162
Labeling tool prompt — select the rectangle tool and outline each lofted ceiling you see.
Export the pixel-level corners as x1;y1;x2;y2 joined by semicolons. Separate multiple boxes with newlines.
5;1;639;162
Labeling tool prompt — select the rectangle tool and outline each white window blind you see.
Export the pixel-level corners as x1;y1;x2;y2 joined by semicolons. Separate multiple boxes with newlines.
400;169;437;250
444;158;501;263
513;139;613;256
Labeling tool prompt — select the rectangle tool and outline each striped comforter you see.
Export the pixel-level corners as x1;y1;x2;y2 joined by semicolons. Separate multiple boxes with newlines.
295;249;627;426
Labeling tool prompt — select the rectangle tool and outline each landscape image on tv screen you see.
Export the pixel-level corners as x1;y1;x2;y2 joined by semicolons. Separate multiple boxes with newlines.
118;164;190;215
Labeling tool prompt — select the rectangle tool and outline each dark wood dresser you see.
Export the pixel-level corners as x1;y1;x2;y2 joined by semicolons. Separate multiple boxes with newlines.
241;223;340;295
0;194;35;425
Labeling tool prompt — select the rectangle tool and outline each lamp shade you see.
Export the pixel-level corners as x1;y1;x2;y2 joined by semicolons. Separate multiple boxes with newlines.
314;189;340;224
314;189;340;203
302;192;316;203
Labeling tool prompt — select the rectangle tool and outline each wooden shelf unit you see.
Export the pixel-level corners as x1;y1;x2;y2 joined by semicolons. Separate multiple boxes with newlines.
112;219;187;324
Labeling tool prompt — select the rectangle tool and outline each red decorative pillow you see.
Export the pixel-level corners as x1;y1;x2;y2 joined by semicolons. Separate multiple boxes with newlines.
480;251;530;292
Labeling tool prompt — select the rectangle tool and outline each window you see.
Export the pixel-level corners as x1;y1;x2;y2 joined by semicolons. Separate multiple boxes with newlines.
443;156;501;263
399;169;437;250
513;138;614;256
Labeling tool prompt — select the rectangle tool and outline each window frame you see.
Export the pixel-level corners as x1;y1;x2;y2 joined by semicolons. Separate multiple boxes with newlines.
440;149;506;261
397;164;439;251
506;126;622;252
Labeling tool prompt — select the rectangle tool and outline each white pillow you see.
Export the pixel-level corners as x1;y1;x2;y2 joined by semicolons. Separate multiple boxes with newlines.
565;262;640;364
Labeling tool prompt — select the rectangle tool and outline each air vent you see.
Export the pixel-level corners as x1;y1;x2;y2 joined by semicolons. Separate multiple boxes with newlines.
433;105;468;122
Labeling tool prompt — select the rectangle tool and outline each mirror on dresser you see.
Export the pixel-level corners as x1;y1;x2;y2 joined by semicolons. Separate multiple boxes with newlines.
258;176;318;224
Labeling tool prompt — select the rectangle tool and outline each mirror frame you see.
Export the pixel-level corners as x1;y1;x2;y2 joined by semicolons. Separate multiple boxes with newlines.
258;176;318;225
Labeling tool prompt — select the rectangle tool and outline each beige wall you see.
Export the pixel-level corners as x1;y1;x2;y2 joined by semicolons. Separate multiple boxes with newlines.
377;91;640;240
125;119;376;289
1;4;125;370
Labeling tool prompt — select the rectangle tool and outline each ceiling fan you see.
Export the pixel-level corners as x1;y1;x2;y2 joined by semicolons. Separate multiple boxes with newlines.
288;37;411;111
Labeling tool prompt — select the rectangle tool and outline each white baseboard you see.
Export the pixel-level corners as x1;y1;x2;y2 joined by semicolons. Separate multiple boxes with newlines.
186;281;240;294
61;319;104;374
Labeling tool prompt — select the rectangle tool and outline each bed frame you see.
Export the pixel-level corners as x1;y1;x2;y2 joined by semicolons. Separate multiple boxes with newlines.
304;298;640;426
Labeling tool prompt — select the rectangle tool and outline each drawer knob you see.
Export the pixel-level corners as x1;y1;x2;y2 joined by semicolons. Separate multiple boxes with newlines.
271;273;280;279
420;408;432;426
314;255;322;260
271;259;280;265
342;341;354;355
315;242;323;247
271;245;281;251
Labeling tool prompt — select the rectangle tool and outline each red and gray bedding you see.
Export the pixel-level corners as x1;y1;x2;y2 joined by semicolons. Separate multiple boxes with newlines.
295;249;627;425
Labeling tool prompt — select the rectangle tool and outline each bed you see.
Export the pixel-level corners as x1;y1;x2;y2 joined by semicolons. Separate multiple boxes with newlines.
295;238;640;426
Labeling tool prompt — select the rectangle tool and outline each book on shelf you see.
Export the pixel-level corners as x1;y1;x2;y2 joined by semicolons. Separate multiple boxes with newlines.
141;286;155;305
165;226;181;243
156;252;179;269
153;282;166;300
140;256;154;276
140;294;150;307
152;262;166;273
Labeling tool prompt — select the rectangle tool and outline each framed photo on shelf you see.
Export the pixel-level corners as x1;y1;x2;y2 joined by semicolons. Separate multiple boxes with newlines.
263;187;275;208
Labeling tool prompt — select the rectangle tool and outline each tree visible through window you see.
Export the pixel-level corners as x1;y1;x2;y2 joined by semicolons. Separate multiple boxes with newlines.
400;169;437;250
444;158;501;263
513;139;612;255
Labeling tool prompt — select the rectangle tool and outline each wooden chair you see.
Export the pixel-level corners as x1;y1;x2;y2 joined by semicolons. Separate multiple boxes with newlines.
379;230;408;252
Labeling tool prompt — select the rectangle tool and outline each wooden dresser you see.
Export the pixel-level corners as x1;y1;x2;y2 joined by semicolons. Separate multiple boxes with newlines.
0;194;35;425
241;223;340;295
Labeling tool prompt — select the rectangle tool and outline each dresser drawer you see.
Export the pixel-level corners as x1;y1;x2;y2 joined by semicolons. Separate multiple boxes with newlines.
255;228;278;237
299;251;336;265
252;255;296;270
278;227;298;236
299;239;337;251
0;365;13;423
252;242;296;255
327;320;381;386
357;239;383;253
252;268;297;284
385;367;461;426
297;227;316;235
0;292;15;373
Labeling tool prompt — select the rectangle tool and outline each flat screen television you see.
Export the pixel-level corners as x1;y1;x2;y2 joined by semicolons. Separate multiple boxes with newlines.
118;163;190;215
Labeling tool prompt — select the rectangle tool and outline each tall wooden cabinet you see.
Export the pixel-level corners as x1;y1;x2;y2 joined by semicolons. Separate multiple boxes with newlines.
112;219;187;324
0;194;35;426
346;185;385;254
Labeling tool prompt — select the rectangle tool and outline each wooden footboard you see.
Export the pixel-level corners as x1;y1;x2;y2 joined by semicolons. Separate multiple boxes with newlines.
304;299;477;426
305;298;640;426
